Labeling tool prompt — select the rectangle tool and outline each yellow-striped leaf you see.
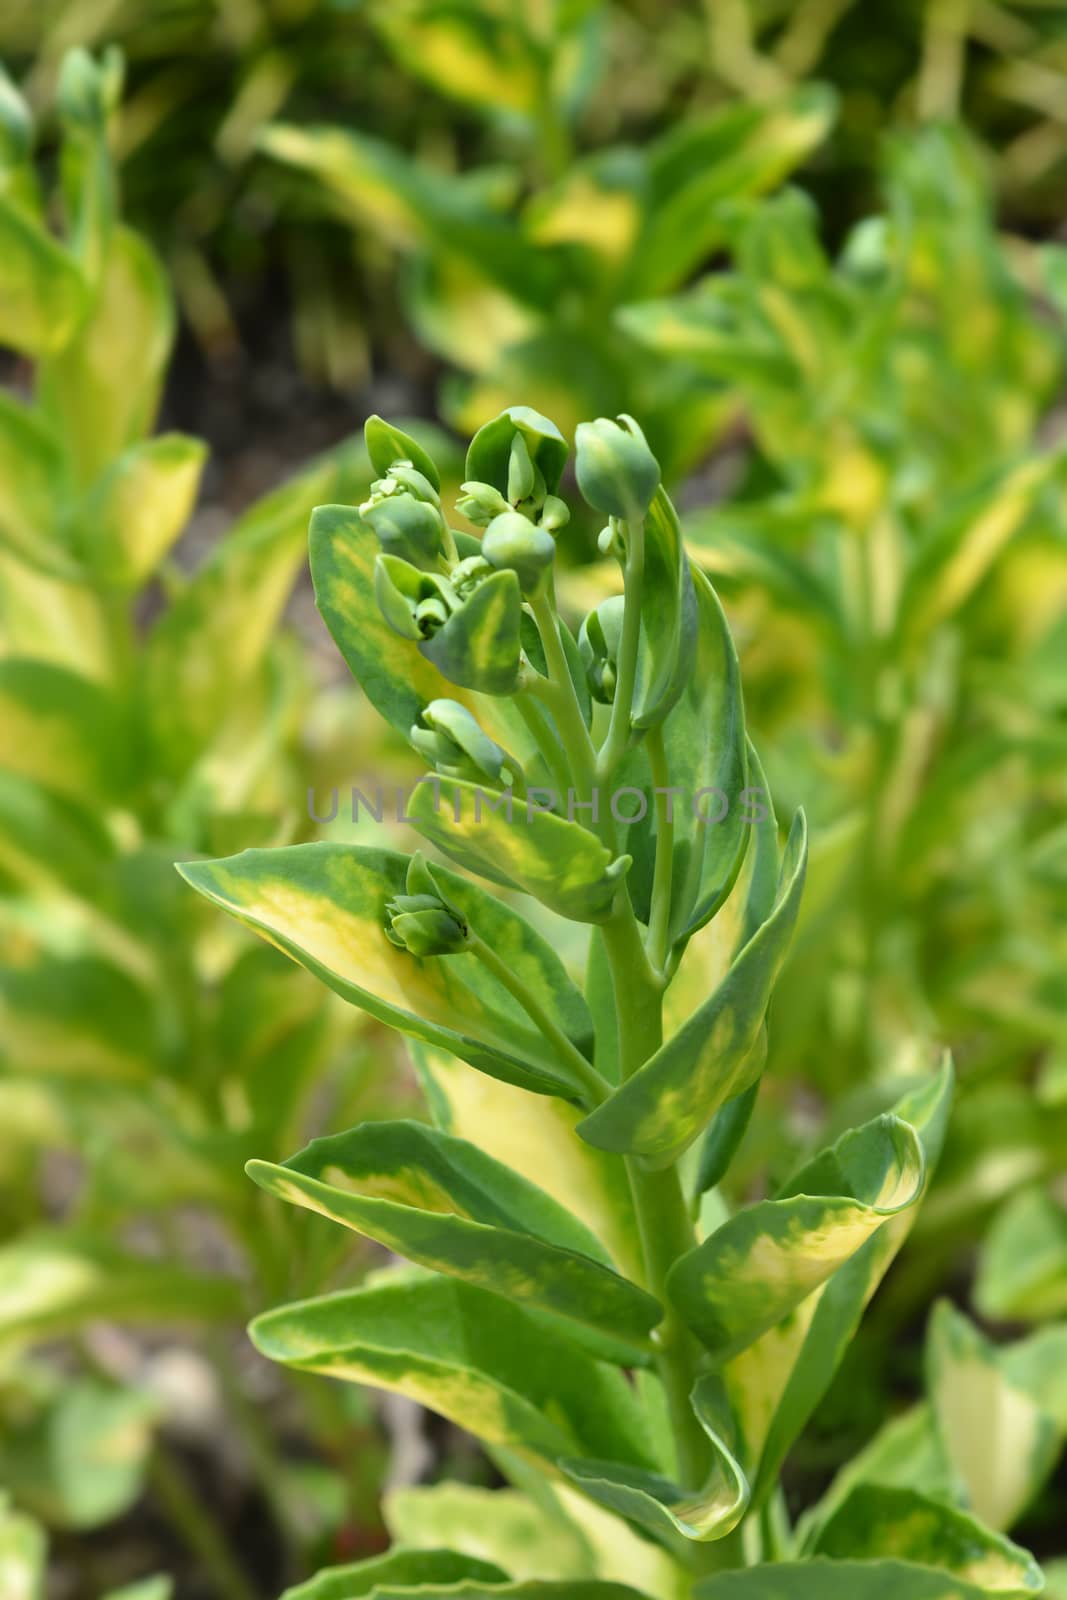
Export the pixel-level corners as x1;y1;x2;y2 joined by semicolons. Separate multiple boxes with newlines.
406;776;628;923
809;1484;1042;1593
281;1549;507;1600
0;194;86;356
250;1274;656;1471
561;1376;748;1544
247;1121;660;1364
178;844;597;1099
668;1113;925;1362
926;1301;1059;1533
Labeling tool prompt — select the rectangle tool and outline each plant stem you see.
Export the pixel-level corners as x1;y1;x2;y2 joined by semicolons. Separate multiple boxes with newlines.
150;1443;259;1600
513;688;572;799
468;929;609;1108
528;586;599;805
597;909;710;1493
597;516;645;780
647;724;675;975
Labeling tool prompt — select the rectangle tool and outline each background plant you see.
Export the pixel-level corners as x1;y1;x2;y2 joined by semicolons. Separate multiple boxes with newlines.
0;49;428;1596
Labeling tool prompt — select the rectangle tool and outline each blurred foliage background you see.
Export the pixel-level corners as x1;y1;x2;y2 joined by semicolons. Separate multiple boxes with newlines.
1;1;1067;1597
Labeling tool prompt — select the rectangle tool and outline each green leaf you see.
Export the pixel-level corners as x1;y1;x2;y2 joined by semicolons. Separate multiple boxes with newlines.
0;1232;239;1345
309;504;535;760
143;449;349;776
727;1058;954;1503
0;1377;156;1530
798;1403;953;1546
668;1113;925;1362
696;1561;1038;1600
926;1301;1059;1532
364;414;441;490
0;769;115;901
0;658;132;803
420;568;523;695
808;1485;1042;1593
367;1587;652;1600
246;1120;660;1364
178;843;596;1099
661;567;749;948
101;1580;172;1600
578;810;806;1164
0;194;86;355
974;1186;1067;1322
250;1274;655;1471
413;1044;642;1283
0;392;68;574
74;433;206;585
630;487;696;731
1002;1327;1067;1435
384;1484;594;1582
899;451;1067;644
562;1376;748;1543
631;85;837;298
0;1493;45;1600
281;1549;508;1600
369;2;543;115
38;226;174;487
406;777;628;923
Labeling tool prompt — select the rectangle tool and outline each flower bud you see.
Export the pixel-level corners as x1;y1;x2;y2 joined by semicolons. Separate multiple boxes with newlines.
465;407;568;501
456;480;511;527
374;555;454;640
579;596;625;704
362;493;447;567
411;699;517;787
540;495;570;532
57;47;123;131
575;414;660;523
386;464;440;506
481;510;555;595
507;433;536;505
384;852;468;956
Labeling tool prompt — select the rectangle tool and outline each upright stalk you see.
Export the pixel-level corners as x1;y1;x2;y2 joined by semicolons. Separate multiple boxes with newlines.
597;911;710;1492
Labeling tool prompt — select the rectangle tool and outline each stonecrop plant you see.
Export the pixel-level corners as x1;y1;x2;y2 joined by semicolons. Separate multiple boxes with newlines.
176;404;1054;1599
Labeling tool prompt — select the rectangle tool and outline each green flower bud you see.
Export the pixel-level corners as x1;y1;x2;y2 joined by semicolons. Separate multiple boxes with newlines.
482;510;555;595
579;595;625;704
465;407;568;500
540;495;570;532
450;554;492;597
374;554;454;640
456;480;511;527
411;699;518;786
575;414;660;523
362;494;446;567
507;433;536;505
384;852;468;956
57;46;123;132
386;464;440;506
364;415;440;491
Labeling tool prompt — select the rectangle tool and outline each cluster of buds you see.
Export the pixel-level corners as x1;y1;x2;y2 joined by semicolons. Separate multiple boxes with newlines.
383;853;469;957
359;405;662;768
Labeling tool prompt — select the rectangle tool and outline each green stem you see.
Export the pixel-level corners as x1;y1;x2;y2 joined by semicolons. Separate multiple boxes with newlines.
597;909;710;1492
149;1444;258;1600
647;724;675;976
513;688;572;800
468;929;609;1108
528;586;599;805
597;516;645;780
